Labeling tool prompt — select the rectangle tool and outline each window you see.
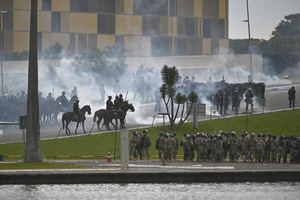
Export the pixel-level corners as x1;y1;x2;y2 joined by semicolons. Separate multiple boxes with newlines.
88;34;97;51
78;34;87;52
211;19;225;38
134;0;168;16
42;0;52;11
97;0;115;13
203;0;219;18
211;38;219;54
177;17;197;37
177;0;193;17
38;32;42;52
175;38;186;55
142;16;160;36
68;33;76;54
151;36;172;56
87;0;116;13
97;14;115;34
203;19;211;38
186;38;202;55
70;0;88;12
115;35;124;56
203;19;225;38
169;0;177;16
51;12;61;32
4;10;13;30
115;0;124;14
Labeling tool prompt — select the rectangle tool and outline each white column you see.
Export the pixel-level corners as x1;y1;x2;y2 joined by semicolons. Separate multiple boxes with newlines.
121;130;129;172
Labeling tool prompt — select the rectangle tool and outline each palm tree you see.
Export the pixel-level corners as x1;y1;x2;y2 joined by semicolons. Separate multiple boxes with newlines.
24;0;42;162
160;65;198;129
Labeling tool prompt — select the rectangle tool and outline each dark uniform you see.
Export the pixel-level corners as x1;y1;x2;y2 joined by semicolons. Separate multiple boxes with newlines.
106;96;114;110
114;96;120;110
288;86;296;109
118;94;124;110
140;129;151;160
245;89;254;113
56;91;69;107
232;87;240;115
73;100;80;119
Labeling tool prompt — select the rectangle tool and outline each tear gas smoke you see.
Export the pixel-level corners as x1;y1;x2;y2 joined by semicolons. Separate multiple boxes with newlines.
3;49;291;126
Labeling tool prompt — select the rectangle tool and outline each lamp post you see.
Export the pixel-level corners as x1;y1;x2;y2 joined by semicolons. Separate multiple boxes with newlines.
243;0;253;82
0;10;8;96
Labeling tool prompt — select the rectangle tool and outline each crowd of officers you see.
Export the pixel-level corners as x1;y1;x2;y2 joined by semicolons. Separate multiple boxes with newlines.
130;129;300;164
129;129;152;160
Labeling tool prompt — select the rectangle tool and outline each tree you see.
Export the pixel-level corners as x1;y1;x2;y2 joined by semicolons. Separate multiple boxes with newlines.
24;0;42;162
230;13;300;74
260;13;300;73
160;65;198;129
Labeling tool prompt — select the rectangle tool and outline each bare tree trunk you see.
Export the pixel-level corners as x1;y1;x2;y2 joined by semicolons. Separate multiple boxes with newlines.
176;102;194;129
162;97;173;128
170;97;174;129
25;0;42;162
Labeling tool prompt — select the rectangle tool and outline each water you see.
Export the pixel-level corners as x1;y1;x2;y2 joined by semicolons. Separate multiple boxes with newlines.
0;182;300;200
0;182;299;200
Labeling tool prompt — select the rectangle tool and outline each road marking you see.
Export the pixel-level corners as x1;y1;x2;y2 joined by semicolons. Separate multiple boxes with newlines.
128;164;234;170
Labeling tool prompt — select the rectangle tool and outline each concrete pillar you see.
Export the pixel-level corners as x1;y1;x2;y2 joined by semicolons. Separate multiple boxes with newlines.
193;103;198;129
121;130;129;172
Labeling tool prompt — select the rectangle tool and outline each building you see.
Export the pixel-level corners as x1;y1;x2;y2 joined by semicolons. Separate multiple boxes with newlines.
0;0;228;58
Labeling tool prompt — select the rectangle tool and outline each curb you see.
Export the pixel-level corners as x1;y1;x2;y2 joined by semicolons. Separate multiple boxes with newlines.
1;170;300;184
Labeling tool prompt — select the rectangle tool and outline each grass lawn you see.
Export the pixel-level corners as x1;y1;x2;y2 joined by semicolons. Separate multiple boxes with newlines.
0;162;89;169
0;109;300;159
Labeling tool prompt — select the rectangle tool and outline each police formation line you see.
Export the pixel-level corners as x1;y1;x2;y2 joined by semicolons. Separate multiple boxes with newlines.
129;130;300;164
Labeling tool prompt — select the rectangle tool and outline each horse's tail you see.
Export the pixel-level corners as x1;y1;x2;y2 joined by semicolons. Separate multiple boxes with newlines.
93;111;97;122
62;114;65;129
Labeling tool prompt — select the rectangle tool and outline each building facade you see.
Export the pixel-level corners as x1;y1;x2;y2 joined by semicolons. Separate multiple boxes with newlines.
0;0;228;58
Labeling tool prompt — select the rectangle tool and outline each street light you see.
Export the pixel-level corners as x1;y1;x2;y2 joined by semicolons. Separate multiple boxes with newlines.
0;10;8;96
243;0;253;82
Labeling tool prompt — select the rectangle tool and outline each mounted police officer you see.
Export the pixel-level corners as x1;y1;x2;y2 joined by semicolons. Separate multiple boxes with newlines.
119;94;124;103
56;91;69;107
114;95;120;110
288;86;296;109
117;94;124;111
46;92;54;103
106;96;114;111
73;100;80;119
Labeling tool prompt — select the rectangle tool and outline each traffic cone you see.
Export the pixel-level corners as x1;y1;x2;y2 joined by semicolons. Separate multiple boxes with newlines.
107;151;112;162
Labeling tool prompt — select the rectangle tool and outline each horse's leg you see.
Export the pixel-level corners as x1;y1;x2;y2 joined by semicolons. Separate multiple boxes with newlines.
66;121;71;135
115;118;118;129
75;122;79;135
97;118;101;131
104;117;110;130
65;120;69;135
82;120;86;134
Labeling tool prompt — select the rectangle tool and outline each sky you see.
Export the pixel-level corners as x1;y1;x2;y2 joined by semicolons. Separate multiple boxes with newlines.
229;0;300;39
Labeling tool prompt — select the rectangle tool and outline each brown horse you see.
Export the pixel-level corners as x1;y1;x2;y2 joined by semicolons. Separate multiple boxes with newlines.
115;102;135;129
62;105;91;135
93;101;135;131
93;109;116;131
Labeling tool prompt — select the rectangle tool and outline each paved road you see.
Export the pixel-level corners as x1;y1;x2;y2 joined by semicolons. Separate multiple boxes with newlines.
1;83;300;144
